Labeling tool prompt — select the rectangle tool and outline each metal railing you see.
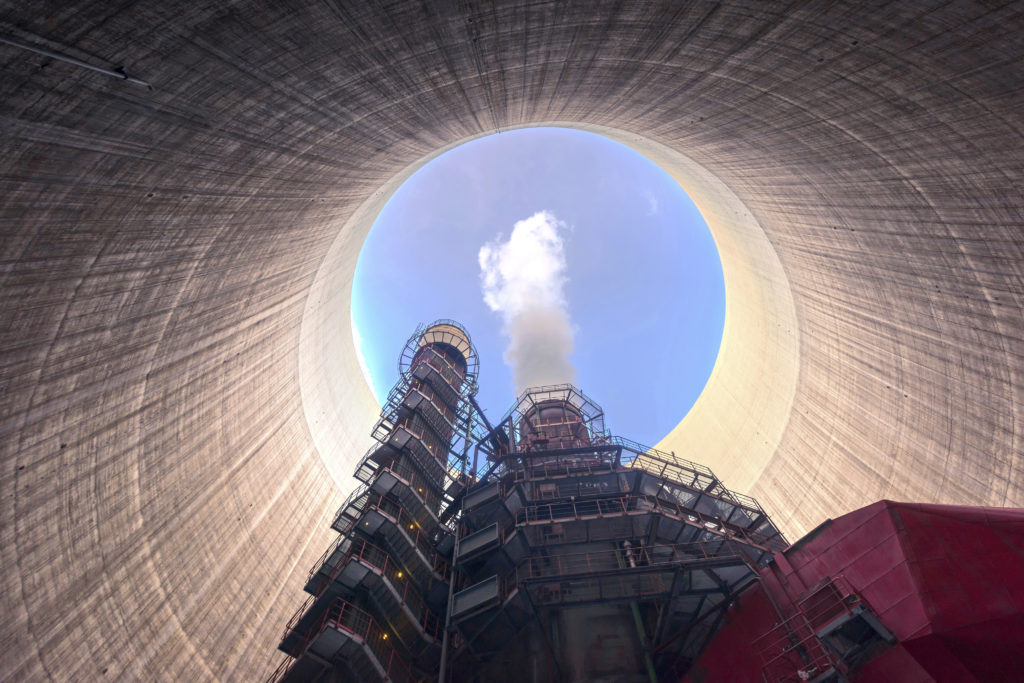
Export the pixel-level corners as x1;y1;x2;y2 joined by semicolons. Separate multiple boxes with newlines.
345;492;451;578
376;421;449;488
754;610;838;683
316;600;415;683
331;484;371;533
512;452;621;482
481;437;782;544
280;597;415;681
513;568;673;609
319;538;443;640
615;436;715;478
394;415;446;460
381;377;456;423
453;541;748;620
515;494;780;552
517;541;739;580
280;593;318;656
264;655;293;683
496;384;610;444
371;459;452;531
411;347;467;393
508;542;744;607
624;440;774;521
392;383;459;441
798;575;860;632
307;534;352;588
753;577;867;682
398;320;479;386
361;383;477;507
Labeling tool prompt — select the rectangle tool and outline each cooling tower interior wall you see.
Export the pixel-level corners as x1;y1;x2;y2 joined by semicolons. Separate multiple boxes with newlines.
1;2;1021;679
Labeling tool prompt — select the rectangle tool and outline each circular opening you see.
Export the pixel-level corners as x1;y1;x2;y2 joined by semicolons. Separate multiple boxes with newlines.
299;122;798;495
352;127;725;445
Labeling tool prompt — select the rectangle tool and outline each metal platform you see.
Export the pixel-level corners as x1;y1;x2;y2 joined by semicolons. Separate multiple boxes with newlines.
442;385;787;682
275;342;787;683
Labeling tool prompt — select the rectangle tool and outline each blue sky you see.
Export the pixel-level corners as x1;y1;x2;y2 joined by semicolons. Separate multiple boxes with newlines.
351;127;724;446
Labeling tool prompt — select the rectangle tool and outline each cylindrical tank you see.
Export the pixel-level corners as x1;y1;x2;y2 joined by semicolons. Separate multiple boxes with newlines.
520;399;591;451
411;323;474;382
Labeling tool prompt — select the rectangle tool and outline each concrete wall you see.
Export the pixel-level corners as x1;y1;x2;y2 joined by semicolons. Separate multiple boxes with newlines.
1;1;1021;679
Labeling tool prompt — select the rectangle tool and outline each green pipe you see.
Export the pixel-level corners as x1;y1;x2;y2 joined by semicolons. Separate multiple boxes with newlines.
631;600;659;683
621;542;659;683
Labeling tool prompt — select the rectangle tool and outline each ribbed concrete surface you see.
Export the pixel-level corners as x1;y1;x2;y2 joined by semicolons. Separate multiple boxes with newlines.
1;1;1021;679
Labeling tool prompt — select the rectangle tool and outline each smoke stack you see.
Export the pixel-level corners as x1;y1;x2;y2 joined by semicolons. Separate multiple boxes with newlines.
520;399;591;451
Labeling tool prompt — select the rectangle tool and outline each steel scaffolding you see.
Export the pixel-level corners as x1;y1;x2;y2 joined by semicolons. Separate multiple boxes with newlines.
443;384;786;681
273;333;786;682
273;321;481;682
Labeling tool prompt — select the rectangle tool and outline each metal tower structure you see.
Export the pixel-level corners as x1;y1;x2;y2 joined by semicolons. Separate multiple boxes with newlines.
274;321;481;682
3;4;1023;679
446;384;787;681
273;325;787;682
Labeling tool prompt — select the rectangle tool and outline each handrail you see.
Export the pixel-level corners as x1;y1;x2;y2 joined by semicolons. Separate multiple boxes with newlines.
492;441;769;521
394;416;445;461
373;460;448;528
478;456;781;549
410;389;461;447
264;657;291;683
516;541;741;581
512;453;621;482
317;600;415;683
613;436;714;477
624;442;776;525
380;464;456;540
280;593;317;653
307;534;352;585
399;384;459;432
516;494;781;552
485;544;739;610
324;538;444;640
377;421;449;488
754;609;838;682
412;346;468;391
376;382;461;452
331;484;370;532
348;493;451;578
797;575;859;630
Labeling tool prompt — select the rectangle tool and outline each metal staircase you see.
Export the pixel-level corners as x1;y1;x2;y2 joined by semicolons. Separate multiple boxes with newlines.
274;321;481;683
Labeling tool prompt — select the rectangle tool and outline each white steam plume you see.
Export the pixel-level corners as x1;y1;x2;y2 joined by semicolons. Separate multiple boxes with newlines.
478;211;577;392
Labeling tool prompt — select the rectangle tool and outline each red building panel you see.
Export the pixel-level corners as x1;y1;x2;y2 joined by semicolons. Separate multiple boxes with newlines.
683;501;1024;682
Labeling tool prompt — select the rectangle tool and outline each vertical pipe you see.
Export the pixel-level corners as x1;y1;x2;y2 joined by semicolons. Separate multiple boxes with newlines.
439;397;477;679
623;541;659;683
437;521;460;682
